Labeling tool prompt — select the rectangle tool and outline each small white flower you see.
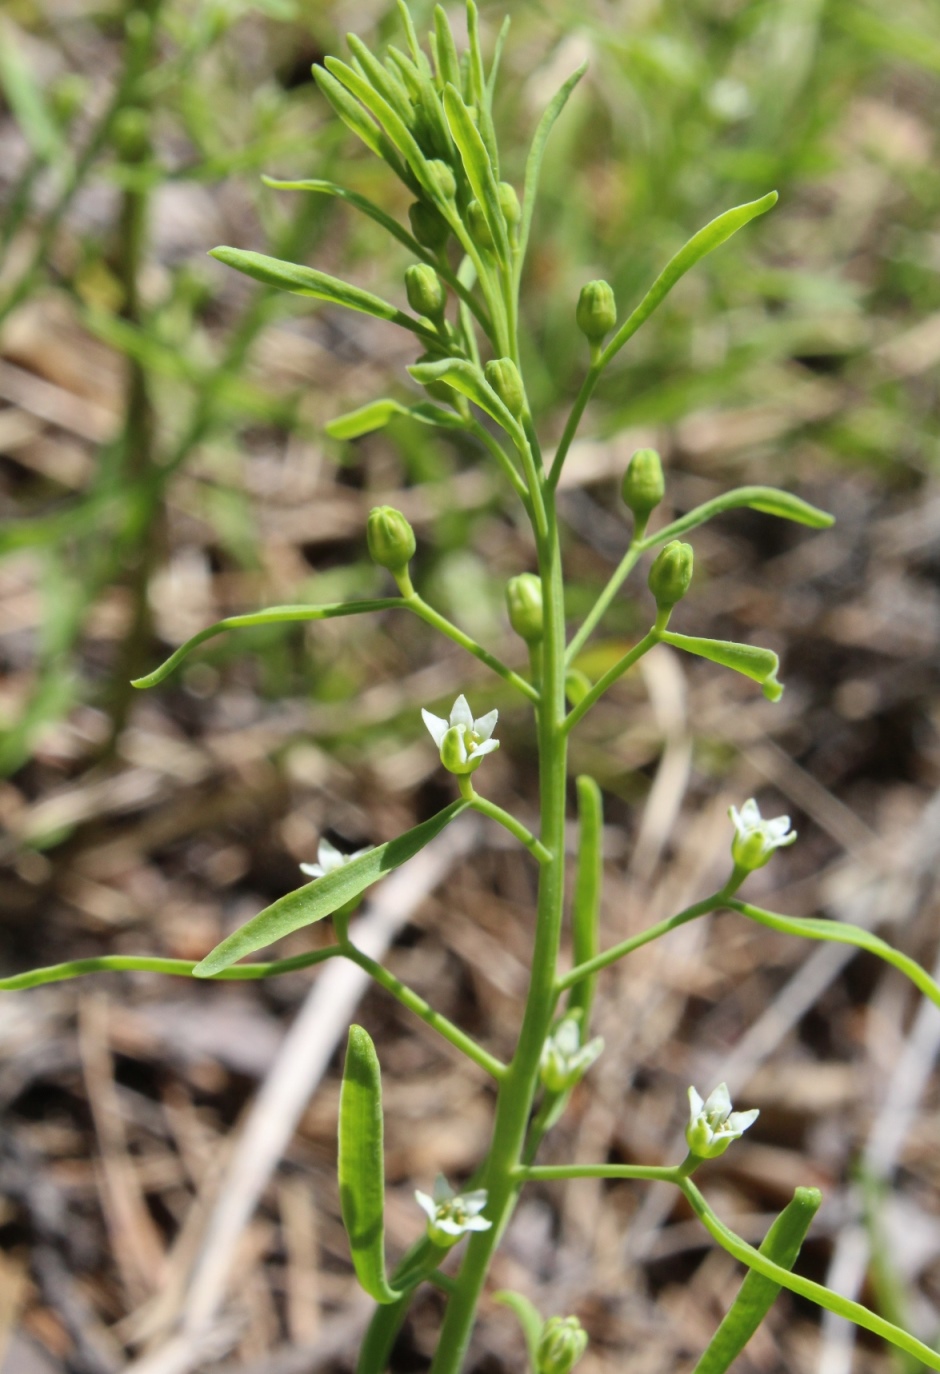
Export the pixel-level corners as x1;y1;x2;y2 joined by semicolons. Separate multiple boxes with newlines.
540;1013;604;1094
415;1174;492;1247
421;694;499;776
729;798;796;872
300;837;372;880
686;1082;759;1160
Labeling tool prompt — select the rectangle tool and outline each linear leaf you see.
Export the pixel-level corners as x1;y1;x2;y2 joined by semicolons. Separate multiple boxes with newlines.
567;775;604;1022
466;0;499;172
659;631;783;701
443;84;508;259
339;1026;401;1304
692;1187;821;1374
642;486;834;547
312;64;406;179
326;398;464;439
346;34;416;130
408;357;517;433
602;193;779;365
324;56;433;195
194;801;469;976
433;4;462;91
0;21;67;163
518;64;587;268
728;900;940;1013
208;247;438;343
132;600;403;689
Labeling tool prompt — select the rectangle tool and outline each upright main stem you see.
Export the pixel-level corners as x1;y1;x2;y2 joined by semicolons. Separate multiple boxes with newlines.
429;503;568;1373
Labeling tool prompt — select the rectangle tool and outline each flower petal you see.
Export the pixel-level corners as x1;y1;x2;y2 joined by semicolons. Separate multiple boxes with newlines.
727;1108;760;1134
461;1190;489;1214
317;837;344;872
704;1082;732;1118
299;863;324;878
415;1190;437;1220
465;1215;492;1231
432;1173;453;1204
687;1085;705;1120
467;737;499;760
473;709;499;742
449;695;474;731
421;708;449;748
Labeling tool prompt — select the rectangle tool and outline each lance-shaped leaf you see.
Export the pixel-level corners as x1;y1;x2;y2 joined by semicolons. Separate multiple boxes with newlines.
326;398;465;440
208;247;438;344
466;0;499;172
493;1291;544;1365
443;83;508;259
339;1026;401;1304
601;193;779;366
323;56;434;196
642;486;834;548
567;775;604;1023
345;34;416;130
433;5;462;91
659;631;783;701
312;64;408;180
728;900;940;1013
132;600;403;690
518;64;586;268
194;801;469;976
692;1186;821;1374
409;357;520;436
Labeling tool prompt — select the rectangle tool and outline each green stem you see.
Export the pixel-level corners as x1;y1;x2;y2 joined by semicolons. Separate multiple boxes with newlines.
428;498;569;1374
519;1163;680;1183
341;942;506;1081
0;946;342;992
561;627;661;735
547;360;602;489
556;882;739;993
566;540;644;665
466;417;530;504
458;778;552;865
405;593;539;703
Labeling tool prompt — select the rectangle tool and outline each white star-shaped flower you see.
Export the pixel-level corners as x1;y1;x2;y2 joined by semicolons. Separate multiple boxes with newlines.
729;798;796;872
299;837;372;880
686;1082;759;1160
421;694;499;776
414;1174;491;1247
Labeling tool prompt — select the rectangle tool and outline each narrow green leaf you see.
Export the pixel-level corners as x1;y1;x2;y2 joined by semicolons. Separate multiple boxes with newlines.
567;776;603;1022
682;1179;940;1372
324;56;433;195
433;5;462;90
692;1187;821;1374
642;486;834;548
194;801;469;976
0;21;66;162
208;247;438;343
262;176;427;256
396;0;423;65
517;64;587;268
728;900;940;1014
132;599;403;690
346;34;416;130
659;631;783;701
312;64;403;176
326;398;465;439
493;1290;544;1364
442;84;509;259
602;193;779;366
339;1026;401;1304
0;946;340;993
408;357;518;434
487;17;511;103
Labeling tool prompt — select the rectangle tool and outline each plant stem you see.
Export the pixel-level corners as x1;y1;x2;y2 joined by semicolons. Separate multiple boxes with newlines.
458;778;552;864
562;627;661;735
547;360;602;489
405;593;539;702
519;1163;680;1183
342;942;506;1080
428;497;569;1373
566;540;644;665
0;946;342;992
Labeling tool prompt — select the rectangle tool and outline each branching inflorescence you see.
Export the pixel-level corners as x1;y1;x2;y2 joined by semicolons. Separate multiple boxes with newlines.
5;5;940;1372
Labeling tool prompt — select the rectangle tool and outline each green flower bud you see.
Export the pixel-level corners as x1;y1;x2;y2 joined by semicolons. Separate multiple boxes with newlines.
621;448;665;525
467;199;494;250
405;264;445;321
576;279;617;344
505;573;543;643
112;106;150;162
425;159;457;203
367;505;416;574
409;201;450;253
536;1316;588;1374
484;357;526;420
51;74;89;126
648;540;693;611
498;181;521;229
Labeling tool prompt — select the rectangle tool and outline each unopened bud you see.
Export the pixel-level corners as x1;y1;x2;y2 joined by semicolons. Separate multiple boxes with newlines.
484;358;525;419
467;199;494;250
367;506;416;574
498;181;521;229
425;159;457;202
405;264;445;321
648;540;693;611
506;573;543;643
409;201;450;252
621;448;665;526
51;74;89;126
576;280;617;344
112;106;150;162
536;1316;588;1374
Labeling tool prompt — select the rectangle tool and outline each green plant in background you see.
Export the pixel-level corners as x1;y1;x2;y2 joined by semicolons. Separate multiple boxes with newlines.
4;4;940;1371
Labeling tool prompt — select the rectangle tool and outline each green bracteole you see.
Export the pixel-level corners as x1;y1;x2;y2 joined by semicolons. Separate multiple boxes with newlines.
5;5;937;1373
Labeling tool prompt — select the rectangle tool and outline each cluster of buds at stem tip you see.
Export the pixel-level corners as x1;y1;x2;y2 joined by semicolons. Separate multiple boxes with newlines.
539;1011;604;1094
576;279;617;345
366;505;416;587
405;264;445;322
686;1083;759;1160
415;1174;491;1248
505;572;543;644
422;695;499;776
648;539;693;612
485;357;526;420
621;447;665;530
729;798;797;871
536;1316;589;1374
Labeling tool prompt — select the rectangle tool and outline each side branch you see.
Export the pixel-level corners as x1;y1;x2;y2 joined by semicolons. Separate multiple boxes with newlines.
405;594;539;703
0;946;342;992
